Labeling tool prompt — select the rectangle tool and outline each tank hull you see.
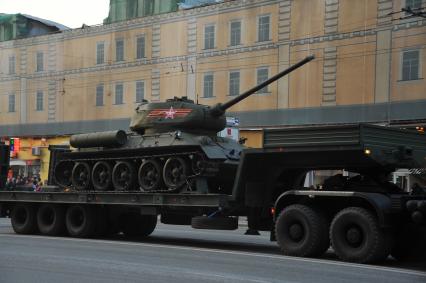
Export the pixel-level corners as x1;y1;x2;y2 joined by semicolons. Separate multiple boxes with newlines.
54;131;242;194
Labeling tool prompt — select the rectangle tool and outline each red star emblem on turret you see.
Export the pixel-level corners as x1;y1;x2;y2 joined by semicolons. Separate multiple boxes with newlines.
164;106;176;119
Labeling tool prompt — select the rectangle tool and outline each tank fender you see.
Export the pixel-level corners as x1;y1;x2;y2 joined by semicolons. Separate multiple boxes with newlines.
274;190;393;228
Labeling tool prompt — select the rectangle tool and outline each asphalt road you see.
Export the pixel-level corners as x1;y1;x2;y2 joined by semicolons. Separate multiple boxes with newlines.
0;218;425;283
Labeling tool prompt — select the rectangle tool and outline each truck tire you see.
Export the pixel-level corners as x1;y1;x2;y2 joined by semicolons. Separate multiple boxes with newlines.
37;204;66;236
275;205;329;257
11;204;38;234
191;216;238;230
66;205;97;237
330;207;389;263
121;213;157;237
391;224;426;261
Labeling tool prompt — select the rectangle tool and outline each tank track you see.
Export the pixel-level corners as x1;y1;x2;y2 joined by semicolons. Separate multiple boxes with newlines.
53;150;221;194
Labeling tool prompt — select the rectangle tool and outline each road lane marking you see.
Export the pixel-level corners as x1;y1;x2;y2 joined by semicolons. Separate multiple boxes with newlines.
0;233;425;277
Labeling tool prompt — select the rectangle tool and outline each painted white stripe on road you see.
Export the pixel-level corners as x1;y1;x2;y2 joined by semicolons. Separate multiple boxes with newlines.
0;233;425;277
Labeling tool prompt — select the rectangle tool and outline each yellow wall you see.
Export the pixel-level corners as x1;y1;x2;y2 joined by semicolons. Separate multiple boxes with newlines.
0;0;425;129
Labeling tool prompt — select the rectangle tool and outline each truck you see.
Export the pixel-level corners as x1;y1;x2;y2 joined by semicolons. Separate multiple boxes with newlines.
0;63;425;264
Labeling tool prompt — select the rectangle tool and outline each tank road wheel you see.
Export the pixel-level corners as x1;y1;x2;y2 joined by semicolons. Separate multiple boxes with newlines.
54;161;73;187
191;153;205;175
37;204;66;236
92;161;113;191
11;204;38;234
112;161;136;191
65;205;97;237
163;157;188;189
138;159;163;191
330;207;390;263
275;205;330;258
71;162;92;191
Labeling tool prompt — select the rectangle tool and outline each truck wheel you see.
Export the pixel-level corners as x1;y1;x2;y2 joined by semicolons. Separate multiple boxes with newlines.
66;205;97;237
11;204;38;234
391;224;426;261
191;216;238;230
275;205;329;257
121;213;157;237
330;207;389;263
37;204;66;236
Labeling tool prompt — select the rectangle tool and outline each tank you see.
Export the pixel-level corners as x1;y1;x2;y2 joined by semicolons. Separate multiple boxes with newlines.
54;55;314;193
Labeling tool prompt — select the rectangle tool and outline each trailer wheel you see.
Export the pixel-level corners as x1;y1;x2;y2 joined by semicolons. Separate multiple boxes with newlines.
330;207;389;263
275;205;329;257
191;216;238;230
66;205;97;237
121;213;157;237
391;224;426;261
11;204;38;234
37;204;66;236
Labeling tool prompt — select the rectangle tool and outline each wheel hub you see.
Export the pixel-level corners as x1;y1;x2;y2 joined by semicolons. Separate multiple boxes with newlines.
289;223;304;241
346;227;362;246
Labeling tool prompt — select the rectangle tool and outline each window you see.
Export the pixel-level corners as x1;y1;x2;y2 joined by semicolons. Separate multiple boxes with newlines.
96;42;105;64
36;52;44;72
203;73;214;98
258;15;270;42
36;91;43;111
257;67;269;93
405;0;422;9
204;24;215;49
116;39;124;62
8;56;15;75
229;71;240;96
135;81;145;103
96;84;104;106
402;50;420;81
136;35;145;59
8;94;15;112
230;21;241;46
115;83;124;104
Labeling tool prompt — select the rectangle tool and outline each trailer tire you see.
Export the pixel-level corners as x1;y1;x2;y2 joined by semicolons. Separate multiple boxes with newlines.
11;204;38;234
391;224;426;261
66;205;97;237
191;216;238;230
330;207;389;263
121;213;157;237
37;204;66;236
275;205;329;257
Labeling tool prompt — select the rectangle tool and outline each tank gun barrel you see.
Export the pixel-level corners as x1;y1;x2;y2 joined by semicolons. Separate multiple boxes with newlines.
210;55;315;116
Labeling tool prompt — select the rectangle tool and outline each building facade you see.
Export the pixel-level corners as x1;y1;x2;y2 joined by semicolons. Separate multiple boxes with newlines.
0;0;425;173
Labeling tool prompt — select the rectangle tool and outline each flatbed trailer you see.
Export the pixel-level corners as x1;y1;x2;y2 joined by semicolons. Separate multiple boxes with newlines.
0;124;425;264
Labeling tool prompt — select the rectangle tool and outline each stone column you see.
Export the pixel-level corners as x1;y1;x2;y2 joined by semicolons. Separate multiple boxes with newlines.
277;0;291;109
19;46;27;124
47;41;57;122
322;47;337;106
186;18;197;100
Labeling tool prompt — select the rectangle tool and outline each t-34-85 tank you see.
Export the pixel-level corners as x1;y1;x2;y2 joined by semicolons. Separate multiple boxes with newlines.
54;55;314;193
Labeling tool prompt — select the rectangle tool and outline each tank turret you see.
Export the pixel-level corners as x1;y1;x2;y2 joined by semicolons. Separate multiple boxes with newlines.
130;55;315;135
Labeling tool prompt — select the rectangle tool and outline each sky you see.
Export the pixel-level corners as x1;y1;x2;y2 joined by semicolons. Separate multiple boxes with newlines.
0;0;110;28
